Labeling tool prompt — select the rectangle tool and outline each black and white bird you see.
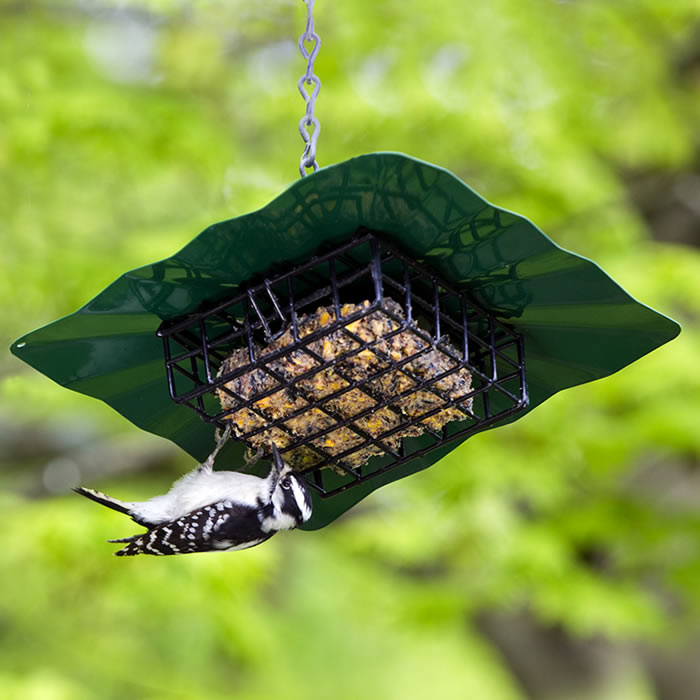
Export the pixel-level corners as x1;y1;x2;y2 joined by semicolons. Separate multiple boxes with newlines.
74;442;313;556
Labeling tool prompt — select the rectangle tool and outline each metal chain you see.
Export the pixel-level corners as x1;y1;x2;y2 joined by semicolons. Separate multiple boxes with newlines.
298;0;321;176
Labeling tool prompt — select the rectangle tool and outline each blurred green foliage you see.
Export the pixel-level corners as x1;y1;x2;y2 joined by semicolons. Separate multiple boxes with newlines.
2;1;699;698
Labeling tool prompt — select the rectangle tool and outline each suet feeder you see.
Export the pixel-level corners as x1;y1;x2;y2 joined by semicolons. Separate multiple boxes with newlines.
10;5;679;530
158;230;526;494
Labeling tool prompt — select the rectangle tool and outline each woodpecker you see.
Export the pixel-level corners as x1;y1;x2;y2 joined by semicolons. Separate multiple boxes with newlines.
74;442;312;556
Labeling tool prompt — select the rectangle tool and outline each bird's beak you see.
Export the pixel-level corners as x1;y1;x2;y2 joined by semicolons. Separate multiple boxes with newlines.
269;443;285;489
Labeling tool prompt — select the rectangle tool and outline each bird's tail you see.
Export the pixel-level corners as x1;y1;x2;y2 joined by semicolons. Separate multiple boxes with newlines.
73;487;132;517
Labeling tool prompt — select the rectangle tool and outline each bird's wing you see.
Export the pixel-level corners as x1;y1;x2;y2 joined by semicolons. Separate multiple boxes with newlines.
111;500;272;556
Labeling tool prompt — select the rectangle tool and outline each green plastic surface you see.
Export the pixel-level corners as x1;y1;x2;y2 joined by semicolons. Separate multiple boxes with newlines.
11;153;680;529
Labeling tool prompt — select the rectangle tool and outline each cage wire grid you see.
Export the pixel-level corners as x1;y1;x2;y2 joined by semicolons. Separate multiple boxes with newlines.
157;231;528;497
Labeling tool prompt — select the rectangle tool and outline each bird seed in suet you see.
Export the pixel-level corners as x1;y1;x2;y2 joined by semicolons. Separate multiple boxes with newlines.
216;300;473;472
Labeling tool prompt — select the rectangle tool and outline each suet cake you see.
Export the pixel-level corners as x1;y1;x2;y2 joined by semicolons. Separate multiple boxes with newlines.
216;299;473;471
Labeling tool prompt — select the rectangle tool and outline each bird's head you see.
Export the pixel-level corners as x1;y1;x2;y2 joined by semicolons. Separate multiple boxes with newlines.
265;444;313;530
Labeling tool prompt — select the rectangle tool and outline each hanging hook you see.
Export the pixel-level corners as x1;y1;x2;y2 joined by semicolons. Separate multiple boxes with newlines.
298;0;321;176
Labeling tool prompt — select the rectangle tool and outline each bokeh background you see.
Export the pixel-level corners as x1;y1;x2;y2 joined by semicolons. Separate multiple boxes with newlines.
2;1;700;698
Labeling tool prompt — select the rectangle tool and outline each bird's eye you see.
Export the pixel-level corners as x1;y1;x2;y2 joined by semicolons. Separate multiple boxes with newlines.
280;476;292;489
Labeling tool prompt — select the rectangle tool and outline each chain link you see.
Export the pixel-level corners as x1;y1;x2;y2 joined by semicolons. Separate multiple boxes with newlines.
298;0;321;176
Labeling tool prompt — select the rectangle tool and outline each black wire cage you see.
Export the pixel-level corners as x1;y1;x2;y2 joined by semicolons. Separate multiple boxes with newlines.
157;230;529;497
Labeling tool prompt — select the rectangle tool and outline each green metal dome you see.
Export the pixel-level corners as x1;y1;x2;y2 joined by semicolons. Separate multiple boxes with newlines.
11;152;680;529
